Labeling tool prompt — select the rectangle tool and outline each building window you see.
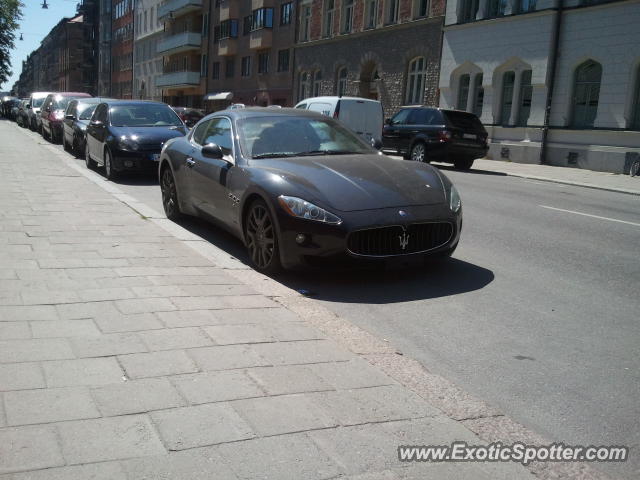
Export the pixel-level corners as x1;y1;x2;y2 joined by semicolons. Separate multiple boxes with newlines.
212;61;220;79
516;0;536;12
365;0;378;28
241;56;251;77
459;0;479;22
632;68;640;130
219;19;239;39
517;70;532;126
277;49;290;72
225;57;235;78
336;67;348;96
300;4;311;41
486;0;507;18
323;0;335;37
386;0;400;23
313;71;322;96
243;15;252;35
201;54;208;77
202;13;209;36
415;0;429;17
258;52;269;74
299;72;310;100
342;0;354;33
405;57;426;105
280;2;293;25
252;8;274;30
473;74;484;117
457;74;470;110
571;60;601;128
500;71;515;125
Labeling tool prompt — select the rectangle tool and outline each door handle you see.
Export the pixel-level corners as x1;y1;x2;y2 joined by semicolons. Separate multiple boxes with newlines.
186;157;195;167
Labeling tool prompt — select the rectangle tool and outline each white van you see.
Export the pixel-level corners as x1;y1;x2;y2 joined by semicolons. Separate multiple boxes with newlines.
295;96;383;145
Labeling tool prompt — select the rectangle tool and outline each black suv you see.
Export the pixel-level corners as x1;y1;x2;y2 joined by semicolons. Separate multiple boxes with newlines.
382;107;488;170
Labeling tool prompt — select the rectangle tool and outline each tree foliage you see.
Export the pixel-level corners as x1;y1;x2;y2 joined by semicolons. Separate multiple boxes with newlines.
0;0;23;87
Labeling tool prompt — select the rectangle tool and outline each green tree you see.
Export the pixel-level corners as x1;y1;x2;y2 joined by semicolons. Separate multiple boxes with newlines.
0;0;23;87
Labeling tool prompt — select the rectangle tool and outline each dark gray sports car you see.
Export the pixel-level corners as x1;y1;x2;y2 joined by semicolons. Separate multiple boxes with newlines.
158;108;462;272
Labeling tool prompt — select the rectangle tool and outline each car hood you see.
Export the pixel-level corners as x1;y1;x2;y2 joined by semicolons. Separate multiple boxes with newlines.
257;154;447;212
110;126;187;145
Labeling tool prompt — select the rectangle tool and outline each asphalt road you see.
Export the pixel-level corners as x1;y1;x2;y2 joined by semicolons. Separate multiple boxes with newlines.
23;125;640;479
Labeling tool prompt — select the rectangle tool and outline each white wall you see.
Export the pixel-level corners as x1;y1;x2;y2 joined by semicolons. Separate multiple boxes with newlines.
134;0;164;100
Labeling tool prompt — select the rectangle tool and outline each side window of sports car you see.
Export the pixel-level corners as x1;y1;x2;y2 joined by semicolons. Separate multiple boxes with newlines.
191;120;211;146
203;117;233;156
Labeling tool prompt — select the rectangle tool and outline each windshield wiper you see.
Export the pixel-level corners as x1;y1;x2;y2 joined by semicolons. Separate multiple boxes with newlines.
252;152;300;159
296;150;363;156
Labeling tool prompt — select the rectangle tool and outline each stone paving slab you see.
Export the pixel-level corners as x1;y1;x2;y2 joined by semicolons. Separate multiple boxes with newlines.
91;377;187;416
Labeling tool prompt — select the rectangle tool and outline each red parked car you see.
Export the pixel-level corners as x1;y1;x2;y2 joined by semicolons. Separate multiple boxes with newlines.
40;92;92;143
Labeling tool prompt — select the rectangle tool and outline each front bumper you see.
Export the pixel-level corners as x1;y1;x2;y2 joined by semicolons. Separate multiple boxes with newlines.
275;203;462;270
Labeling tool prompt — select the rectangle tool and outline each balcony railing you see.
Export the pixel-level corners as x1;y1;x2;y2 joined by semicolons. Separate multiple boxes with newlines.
249;28;272;49
218;37;237;56
158;0;203;20
155;70;201;87
219;0;239;21
157;32;202;55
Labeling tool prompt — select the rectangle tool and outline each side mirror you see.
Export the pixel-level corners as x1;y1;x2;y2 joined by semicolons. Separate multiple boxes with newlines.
201;143;224;160
384;118;392;125
90;120;103;127
371;138;383;150
65;114;75;120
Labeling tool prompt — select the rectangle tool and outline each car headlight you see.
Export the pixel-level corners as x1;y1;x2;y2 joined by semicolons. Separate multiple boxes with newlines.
118;138;139;151
278;195;342;225
449;185;462;213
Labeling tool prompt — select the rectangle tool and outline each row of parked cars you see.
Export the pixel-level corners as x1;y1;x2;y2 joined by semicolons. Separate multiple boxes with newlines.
4;91;487;272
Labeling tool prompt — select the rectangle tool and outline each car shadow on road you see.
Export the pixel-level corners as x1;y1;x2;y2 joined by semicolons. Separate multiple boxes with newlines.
275;258;494;304
432;163;508;177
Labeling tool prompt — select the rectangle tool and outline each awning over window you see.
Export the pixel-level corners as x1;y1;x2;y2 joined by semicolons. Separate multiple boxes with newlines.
204;92;233;101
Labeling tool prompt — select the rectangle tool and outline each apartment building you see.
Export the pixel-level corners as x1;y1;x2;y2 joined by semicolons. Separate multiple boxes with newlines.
134;0;164;101
294;0;445;115
155;0;209;107
98;0;112;96
205;0;297;108
439;0;640;173
112;0;134;98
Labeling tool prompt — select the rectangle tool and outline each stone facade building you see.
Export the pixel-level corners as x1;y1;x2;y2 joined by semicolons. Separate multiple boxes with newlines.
294;0;445;116
439;0;640;173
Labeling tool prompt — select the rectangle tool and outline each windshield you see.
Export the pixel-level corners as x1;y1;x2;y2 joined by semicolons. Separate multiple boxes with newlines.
109;104;183;127
32;97;45;108
78;104;98;120
238;115;374;159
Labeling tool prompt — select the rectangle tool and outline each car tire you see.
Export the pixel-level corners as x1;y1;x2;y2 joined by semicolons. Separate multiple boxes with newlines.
410;142;427;163
62;135;70;152
160;167;183;221
454;158;474;170
244;199;282;275
85;143;96;170
104;148;118;181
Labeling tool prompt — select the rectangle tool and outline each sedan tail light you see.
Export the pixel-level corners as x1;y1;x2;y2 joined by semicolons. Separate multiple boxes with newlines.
438;130;452;143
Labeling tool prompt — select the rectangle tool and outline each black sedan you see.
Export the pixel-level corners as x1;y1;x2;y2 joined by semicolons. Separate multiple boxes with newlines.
84;101;187;180
158;108;463;273
63;97;116;156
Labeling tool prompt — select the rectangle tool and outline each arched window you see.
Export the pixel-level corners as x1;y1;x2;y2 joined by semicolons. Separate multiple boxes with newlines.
517;69;532;126
571;60;602;128
313;71;322;96
472;73;484;117
336;67;348;96
405;57;426;105
633;67;640;130
500;71;515;125
457;74;470;110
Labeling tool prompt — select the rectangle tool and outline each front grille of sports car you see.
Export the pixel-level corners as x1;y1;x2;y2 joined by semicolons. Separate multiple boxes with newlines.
347;222;453;257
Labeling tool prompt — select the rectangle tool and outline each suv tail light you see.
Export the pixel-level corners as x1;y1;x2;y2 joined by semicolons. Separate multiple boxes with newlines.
438;130;452;143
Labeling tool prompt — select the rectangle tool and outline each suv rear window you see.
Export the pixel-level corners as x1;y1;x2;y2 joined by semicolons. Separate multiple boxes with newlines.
408;108;443;125
442;110;485;132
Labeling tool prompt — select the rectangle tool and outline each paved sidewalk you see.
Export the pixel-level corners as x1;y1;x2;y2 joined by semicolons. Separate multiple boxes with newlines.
467;159;640;196
0;124;537;478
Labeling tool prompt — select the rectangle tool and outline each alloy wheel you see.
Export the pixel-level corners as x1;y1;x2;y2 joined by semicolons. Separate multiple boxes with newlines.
161;168;181;220
246;203;277;271
411;143;425;162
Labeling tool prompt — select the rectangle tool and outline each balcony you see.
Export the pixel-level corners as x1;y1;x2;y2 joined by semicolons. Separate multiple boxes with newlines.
219;0;239;21
157;32;202;55
158;0;202;20
218;38;237;56
251;0;273;9
249;29;272;49
155;70;201;88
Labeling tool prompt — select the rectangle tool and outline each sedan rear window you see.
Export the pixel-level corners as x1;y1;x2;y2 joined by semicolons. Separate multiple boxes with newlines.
442;110;485;132
238;116;374;159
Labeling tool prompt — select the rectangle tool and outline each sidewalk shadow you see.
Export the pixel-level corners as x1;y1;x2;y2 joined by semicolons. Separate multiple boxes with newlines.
276;258;494;304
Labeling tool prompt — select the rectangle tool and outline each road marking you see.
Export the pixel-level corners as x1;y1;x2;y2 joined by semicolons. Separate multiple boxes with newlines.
539;205;640;227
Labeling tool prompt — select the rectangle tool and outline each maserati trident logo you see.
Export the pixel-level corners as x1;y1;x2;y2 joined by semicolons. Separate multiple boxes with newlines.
399;230;410;250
